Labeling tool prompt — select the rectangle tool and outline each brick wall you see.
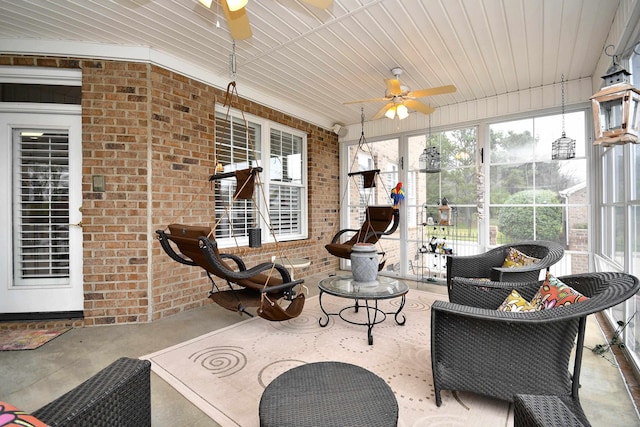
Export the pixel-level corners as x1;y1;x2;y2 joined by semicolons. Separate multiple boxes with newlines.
0;55;340;325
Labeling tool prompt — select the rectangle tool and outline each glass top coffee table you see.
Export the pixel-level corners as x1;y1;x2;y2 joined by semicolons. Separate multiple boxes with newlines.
318;275;409;345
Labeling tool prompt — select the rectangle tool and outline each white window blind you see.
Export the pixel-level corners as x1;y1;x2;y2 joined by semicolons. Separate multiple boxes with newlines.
269;129;303;237
13;130;70;285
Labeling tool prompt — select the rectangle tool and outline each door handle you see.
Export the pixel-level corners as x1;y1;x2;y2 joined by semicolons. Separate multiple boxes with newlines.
69;221;83;228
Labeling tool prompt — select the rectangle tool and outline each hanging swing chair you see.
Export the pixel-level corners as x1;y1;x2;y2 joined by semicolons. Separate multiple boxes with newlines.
156;70;305;321
325;110;401;270
156;222;305;321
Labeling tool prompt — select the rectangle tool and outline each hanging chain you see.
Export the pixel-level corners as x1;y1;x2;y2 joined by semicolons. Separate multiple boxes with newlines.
230;41;237;81
561;74;566;136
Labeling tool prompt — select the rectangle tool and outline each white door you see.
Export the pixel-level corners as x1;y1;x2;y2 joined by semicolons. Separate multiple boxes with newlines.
0;109;83;314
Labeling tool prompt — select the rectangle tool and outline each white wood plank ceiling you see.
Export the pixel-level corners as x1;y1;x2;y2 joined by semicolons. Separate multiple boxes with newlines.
0;0;620;130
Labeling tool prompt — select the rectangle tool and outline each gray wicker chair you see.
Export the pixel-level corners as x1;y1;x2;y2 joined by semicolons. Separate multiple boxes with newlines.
431;272;640;427
514;394;585;427
32;357;151;427
446;240;565;297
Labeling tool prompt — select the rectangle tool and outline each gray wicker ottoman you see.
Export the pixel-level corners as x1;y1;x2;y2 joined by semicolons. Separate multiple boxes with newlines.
259;361;398;427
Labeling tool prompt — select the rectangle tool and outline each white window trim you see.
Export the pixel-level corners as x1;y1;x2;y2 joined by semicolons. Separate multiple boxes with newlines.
0;66;82;86
214;106;308;248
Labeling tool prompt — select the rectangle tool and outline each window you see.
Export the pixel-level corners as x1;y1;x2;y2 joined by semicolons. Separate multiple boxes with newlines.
598;49;640;370
269;129;305;238
488;112;588;264
214;110;307;247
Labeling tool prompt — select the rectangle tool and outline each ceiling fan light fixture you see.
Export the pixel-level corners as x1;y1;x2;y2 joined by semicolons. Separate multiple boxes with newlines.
226;0;248;12
198;0;214;7
396;104;409;120
385;106;397;119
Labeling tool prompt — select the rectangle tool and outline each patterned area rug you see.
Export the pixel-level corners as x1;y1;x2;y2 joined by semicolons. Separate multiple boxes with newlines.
142;290;512;427
0;327;71;351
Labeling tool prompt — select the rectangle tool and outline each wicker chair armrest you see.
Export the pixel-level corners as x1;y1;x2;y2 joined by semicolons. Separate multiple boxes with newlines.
431;299;581;323
155;229;198;267
329;228;360;244
219;252;248;271
33;357;151;427
446;250;506;283
199;237;295;284
437;272;639;321
448;277;541;308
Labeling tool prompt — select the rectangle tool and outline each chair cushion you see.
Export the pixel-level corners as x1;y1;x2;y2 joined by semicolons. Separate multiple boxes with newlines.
502;247;541;268
531;273;589;310
497;289;538;312
0;401;47;427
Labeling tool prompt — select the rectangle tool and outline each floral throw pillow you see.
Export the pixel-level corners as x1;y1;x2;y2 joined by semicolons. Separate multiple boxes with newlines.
0;402;47;427
502;247;541;268
497;289;538;312
530;273;589;310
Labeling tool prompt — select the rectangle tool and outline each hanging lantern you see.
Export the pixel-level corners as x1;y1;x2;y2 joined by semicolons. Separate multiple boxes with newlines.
419;146;441;173
438;197;451;226
551;74;576;160
552;133;577;160
419;115;440;173
590;54;640;146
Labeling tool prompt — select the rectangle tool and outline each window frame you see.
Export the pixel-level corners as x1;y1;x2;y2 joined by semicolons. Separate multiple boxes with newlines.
595;48;640;375
487;110;589;254
213;106;308;248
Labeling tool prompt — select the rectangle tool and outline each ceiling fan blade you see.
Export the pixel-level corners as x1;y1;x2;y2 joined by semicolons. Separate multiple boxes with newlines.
408;85;457;99
343;97;390;105
385;79;402;96
222;1;252;40
301;0;333;8
404;99;435;115
372;102;394;120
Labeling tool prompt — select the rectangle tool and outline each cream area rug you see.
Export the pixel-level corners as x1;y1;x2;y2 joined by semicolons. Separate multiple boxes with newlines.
142;290;512;427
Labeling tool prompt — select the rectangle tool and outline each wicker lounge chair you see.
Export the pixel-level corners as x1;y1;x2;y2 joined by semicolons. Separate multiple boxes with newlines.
32;357;151;427
446;240;565;296
431;272;640;427
156;224;305;320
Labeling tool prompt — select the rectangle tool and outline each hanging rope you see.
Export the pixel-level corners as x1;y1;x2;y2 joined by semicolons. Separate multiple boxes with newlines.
334;108;394;251
212;53;299;303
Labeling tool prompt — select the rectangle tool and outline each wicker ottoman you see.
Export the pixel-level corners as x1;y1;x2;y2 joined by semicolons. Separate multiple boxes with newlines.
259;361;398;427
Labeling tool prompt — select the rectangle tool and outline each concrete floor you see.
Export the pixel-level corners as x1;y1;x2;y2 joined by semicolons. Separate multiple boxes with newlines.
1;271;639;426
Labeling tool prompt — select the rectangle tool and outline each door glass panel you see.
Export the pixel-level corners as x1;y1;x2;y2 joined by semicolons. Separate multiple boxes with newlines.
13;129;70;286
409;128;478;280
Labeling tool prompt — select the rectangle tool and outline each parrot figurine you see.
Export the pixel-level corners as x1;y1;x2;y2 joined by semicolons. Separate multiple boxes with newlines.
390;182;405;208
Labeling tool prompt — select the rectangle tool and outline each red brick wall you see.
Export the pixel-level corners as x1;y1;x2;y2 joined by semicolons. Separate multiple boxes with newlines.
0;55;340;325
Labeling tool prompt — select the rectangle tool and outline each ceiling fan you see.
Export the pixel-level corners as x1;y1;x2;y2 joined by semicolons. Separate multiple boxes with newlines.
198;0;333;40
344;67;457;120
